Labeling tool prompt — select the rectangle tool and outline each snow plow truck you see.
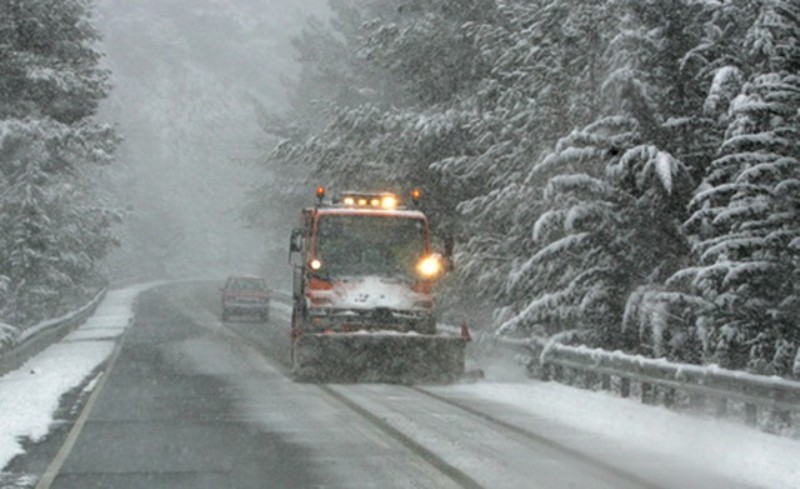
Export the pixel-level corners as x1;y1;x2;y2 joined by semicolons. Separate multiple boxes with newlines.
288;187;466;383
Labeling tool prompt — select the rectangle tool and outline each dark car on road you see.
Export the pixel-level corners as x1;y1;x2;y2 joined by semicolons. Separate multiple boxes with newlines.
221;275;270;322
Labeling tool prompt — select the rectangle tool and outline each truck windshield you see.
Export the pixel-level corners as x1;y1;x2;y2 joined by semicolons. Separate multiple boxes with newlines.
316;215;426;278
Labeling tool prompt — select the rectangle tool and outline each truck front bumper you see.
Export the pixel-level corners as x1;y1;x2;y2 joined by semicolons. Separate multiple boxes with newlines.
304;307;434;333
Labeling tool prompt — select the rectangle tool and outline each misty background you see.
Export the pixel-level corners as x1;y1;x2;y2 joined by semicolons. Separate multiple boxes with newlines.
95;0;327;284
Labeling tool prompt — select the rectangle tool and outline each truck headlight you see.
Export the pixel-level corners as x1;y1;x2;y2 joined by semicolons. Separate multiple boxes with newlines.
416;254;442;278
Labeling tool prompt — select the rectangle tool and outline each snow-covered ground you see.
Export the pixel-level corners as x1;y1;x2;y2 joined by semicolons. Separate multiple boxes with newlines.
0;284;156;470
2;282;799;488
437;381;800;489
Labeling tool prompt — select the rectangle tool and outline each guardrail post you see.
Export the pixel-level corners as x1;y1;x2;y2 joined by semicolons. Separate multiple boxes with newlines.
663;387;676;408
584;371;597;390
690;393;705;411
641;382;652;404
774;409;791;428
562;367;573;385
569;367;580;386
552;364;563;382
620;377;630;398
715;398;727;417
745;404;757;426
601;374;611;391
540;363;551;381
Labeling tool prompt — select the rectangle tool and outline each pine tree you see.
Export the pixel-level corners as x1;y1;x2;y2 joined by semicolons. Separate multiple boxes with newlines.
252;0;493;235
0;0;108;123
445;1;619;311
671;0;800;375
0;0;118;325
496;116;692;350
465;1;701;351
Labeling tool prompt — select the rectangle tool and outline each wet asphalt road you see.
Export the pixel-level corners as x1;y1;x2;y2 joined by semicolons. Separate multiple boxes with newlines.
37;283;471;488
46;284;317;489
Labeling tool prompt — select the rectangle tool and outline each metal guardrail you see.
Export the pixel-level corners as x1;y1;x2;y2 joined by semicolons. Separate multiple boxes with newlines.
493;336;800;429
0;289;107;377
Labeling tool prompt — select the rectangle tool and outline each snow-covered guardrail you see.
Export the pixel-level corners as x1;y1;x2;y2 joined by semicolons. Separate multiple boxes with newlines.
0;289;107;377
493;336;800;429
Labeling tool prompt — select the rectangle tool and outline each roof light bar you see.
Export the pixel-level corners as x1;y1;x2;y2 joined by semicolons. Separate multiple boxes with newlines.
381;195;397;209
337;192;400;210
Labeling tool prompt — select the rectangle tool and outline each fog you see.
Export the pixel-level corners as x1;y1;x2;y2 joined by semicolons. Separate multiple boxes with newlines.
94;0;328;284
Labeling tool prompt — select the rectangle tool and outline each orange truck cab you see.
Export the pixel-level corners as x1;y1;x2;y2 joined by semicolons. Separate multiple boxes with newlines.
288;188;444;338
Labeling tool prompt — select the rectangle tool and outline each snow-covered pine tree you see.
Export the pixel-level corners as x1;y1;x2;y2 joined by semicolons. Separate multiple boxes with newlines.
472;1;699;351
247;0;400;228
670;0;800;375
253;0;493;236
261;0;388;138
0;0;118;325
496;116;692;350
447;0;619;312
579;0;728;360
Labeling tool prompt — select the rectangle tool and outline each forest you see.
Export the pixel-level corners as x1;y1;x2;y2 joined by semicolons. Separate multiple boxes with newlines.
0;0;117;329
0;0;797;378
253;0;800;377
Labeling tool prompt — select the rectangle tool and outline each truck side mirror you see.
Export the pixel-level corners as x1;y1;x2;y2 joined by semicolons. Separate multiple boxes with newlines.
433;233;455;272
443;235;454;262
289;228;303;252
288;228;304;266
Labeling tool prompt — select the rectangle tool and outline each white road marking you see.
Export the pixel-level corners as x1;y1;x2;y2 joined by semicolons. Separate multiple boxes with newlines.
34;339;125;489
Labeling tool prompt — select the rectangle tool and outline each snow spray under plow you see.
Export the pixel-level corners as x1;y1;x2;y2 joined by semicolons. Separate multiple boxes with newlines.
292;332;466;384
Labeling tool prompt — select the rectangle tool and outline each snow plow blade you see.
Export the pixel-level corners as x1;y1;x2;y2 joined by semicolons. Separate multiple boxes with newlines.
292;333;465;384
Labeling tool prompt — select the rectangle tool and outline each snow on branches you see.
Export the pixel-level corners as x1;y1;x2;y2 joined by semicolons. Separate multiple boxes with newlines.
0;0;118;326
672;33;800;374
498;116;691;350
258;0;800;377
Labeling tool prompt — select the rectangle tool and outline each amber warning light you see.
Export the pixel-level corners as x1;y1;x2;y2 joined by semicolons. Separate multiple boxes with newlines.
339;192;399;210
381;195;397;209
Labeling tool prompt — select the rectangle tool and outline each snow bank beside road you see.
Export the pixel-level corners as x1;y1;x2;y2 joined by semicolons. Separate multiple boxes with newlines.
0;284;155;471
443;382;800;489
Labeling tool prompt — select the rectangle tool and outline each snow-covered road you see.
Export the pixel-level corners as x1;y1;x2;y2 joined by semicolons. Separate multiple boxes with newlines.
1;282;798;488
